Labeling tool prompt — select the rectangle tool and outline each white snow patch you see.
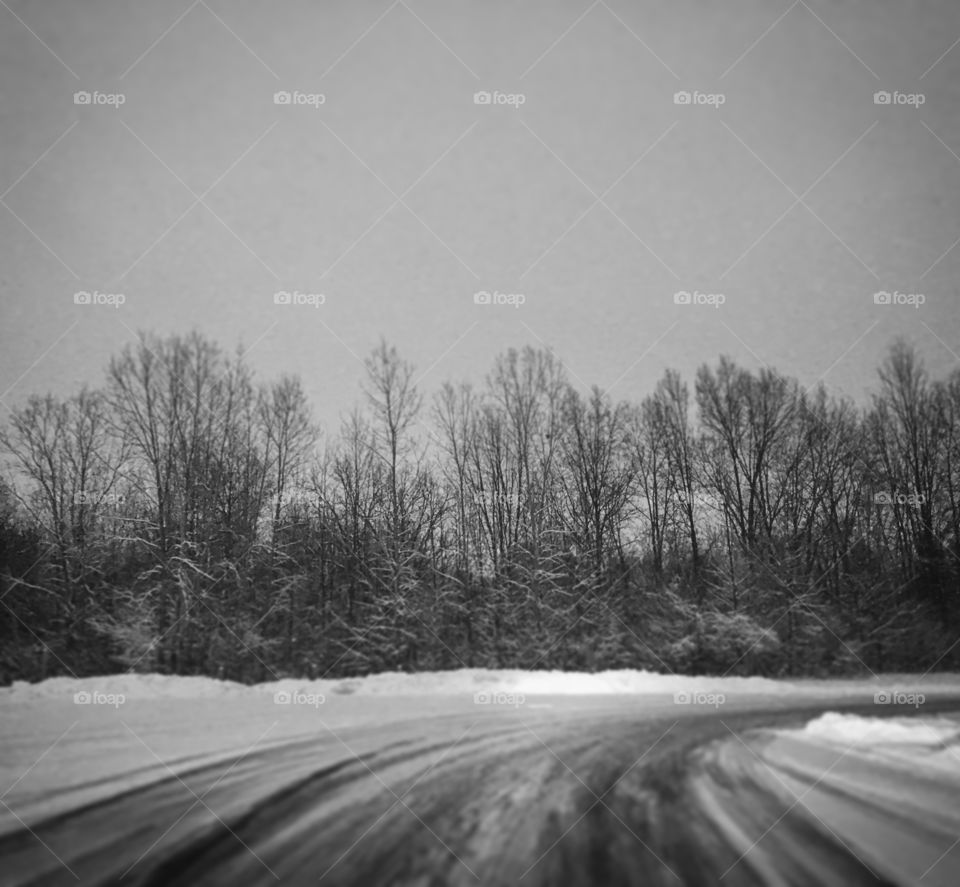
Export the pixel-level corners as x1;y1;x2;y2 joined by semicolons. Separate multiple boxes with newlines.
801;711;960;747
790;712;960;776
300;668;796;698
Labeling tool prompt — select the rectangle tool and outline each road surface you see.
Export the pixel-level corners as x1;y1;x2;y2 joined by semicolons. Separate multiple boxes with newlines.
2;694;959;886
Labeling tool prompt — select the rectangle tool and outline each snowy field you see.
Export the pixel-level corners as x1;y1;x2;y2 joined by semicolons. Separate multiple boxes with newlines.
3;669;959;807
3;670;960;885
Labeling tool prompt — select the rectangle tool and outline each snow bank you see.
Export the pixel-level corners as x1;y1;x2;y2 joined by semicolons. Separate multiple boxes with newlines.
794;711;960;776
1;673;255;701
4;669;960;703
2;668;800;702
269;668;798;698
801;711;960;747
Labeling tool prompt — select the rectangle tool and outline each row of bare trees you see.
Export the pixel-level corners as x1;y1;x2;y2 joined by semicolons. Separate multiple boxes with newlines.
1;333;958;684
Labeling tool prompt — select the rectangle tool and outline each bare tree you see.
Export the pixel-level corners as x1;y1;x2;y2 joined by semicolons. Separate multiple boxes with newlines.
1;388;124;595
628;397;672;574
259;374;318;545
651;370;701;570
696;358;799;547
363;339;423;544
868;341;949;618
433;380;477;573
559;386;633;577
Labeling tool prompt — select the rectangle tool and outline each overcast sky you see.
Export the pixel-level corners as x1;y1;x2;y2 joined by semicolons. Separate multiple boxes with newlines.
2;0;959;433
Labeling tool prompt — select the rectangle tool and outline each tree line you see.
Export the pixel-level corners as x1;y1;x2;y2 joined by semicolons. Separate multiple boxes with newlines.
1;332;958;684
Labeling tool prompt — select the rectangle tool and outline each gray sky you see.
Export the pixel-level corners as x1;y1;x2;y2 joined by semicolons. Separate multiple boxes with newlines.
2;0;959;434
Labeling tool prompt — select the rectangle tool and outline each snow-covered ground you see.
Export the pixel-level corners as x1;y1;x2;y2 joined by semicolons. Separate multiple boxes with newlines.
3;671;960;885
5;666;960;701
784;710;960;775
739;711;960;885
3;669;958;819
3;672;959;807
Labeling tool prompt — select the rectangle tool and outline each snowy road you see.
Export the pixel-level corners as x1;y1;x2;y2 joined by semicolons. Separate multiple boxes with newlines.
3;687;960;887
